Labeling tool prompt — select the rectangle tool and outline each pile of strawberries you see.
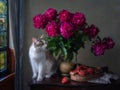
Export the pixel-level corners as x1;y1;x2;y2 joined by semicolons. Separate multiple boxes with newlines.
70;64;102;76
61;64;103;84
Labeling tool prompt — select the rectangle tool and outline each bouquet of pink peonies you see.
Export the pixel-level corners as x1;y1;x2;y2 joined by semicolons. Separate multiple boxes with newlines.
33;8;115;62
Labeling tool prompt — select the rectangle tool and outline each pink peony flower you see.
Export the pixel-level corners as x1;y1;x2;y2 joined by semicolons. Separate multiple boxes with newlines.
33;14;47;29
44;8;57;21
59;9;72;22
45;21;59;37
92;41;106;56
104;37;115;49
83;25;99;39
60;22;74;39
33;8;115;59
72;12;86;29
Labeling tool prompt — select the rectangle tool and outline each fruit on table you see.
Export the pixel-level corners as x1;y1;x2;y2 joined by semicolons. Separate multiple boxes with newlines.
78;70;87;76
61;77;70;84
87;68;94;74
70;64;102;76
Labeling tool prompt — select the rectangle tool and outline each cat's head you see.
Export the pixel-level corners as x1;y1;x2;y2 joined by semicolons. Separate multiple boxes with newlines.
32;35;47;50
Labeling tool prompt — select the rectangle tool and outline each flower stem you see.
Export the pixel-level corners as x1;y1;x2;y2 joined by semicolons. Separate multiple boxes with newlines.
75;53;77;64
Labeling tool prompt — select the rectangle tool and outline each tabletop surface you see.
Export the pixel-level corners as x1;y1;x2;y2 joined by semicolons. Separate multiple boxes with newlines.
29;75;120;88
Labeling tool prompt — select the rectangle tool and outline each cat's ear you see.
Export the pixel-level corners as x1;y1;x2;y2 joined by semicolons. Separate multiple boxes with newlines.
32;37;36;43
40;34;44;39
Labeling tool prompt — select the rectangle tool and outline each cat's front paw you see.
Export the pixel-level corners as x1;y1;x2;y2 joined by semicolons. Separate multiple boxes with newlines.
45;74;51;78
36;76;44;81
32;74;37;79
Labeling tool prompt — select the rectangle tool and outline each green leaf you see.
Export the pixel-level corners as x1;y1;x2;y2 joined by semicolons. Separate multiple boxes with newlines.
52;48;60;59
81;34;89;42
59;41;67;60
66;52;73;62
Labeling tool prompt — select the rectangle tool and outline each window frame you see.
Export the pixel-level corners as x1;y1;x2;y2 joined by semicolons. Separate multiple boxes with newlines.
0;0;9;78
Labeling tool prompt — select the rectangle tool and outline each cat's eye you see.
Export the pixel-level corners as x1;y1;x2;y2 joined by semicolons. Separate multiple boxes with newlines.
39;41;44;45
35;41;44;47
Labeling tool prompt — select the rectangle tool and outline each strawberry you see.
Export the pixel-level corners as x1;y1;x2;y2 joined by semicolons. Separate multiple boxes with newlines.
76;65;81;70
74;69;79;74
81;65;88;70
78;70;87;76
61;77;70;84
70;70;77;75
87;68;94;75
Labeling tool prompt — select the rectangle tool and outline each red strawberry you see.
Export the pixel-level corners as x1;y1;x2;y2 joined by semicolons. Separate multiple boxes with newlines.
70;70;78;75
78;70;87;76
87;68;94;75
61;77;70;84
76;66;81;70
74;69;79;74
81;65;88;70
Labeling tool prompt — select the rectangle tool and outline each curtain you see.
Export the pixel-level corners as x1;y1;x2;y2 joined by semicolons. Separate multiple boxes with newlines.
9;0;25;90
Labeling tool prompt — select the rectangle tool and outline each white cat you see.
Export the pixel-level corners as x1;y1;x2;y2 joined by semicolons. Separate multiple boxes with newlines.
29;36;59;81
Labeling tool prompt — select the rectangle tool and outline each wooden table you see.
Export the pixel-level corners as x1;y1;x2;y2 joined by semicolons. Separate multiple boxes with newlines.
29;76;120;90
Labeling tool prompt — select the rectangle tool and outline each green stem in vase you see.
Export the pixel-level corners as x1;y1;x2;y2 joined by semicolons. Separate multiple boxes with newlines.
75;53;77;65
